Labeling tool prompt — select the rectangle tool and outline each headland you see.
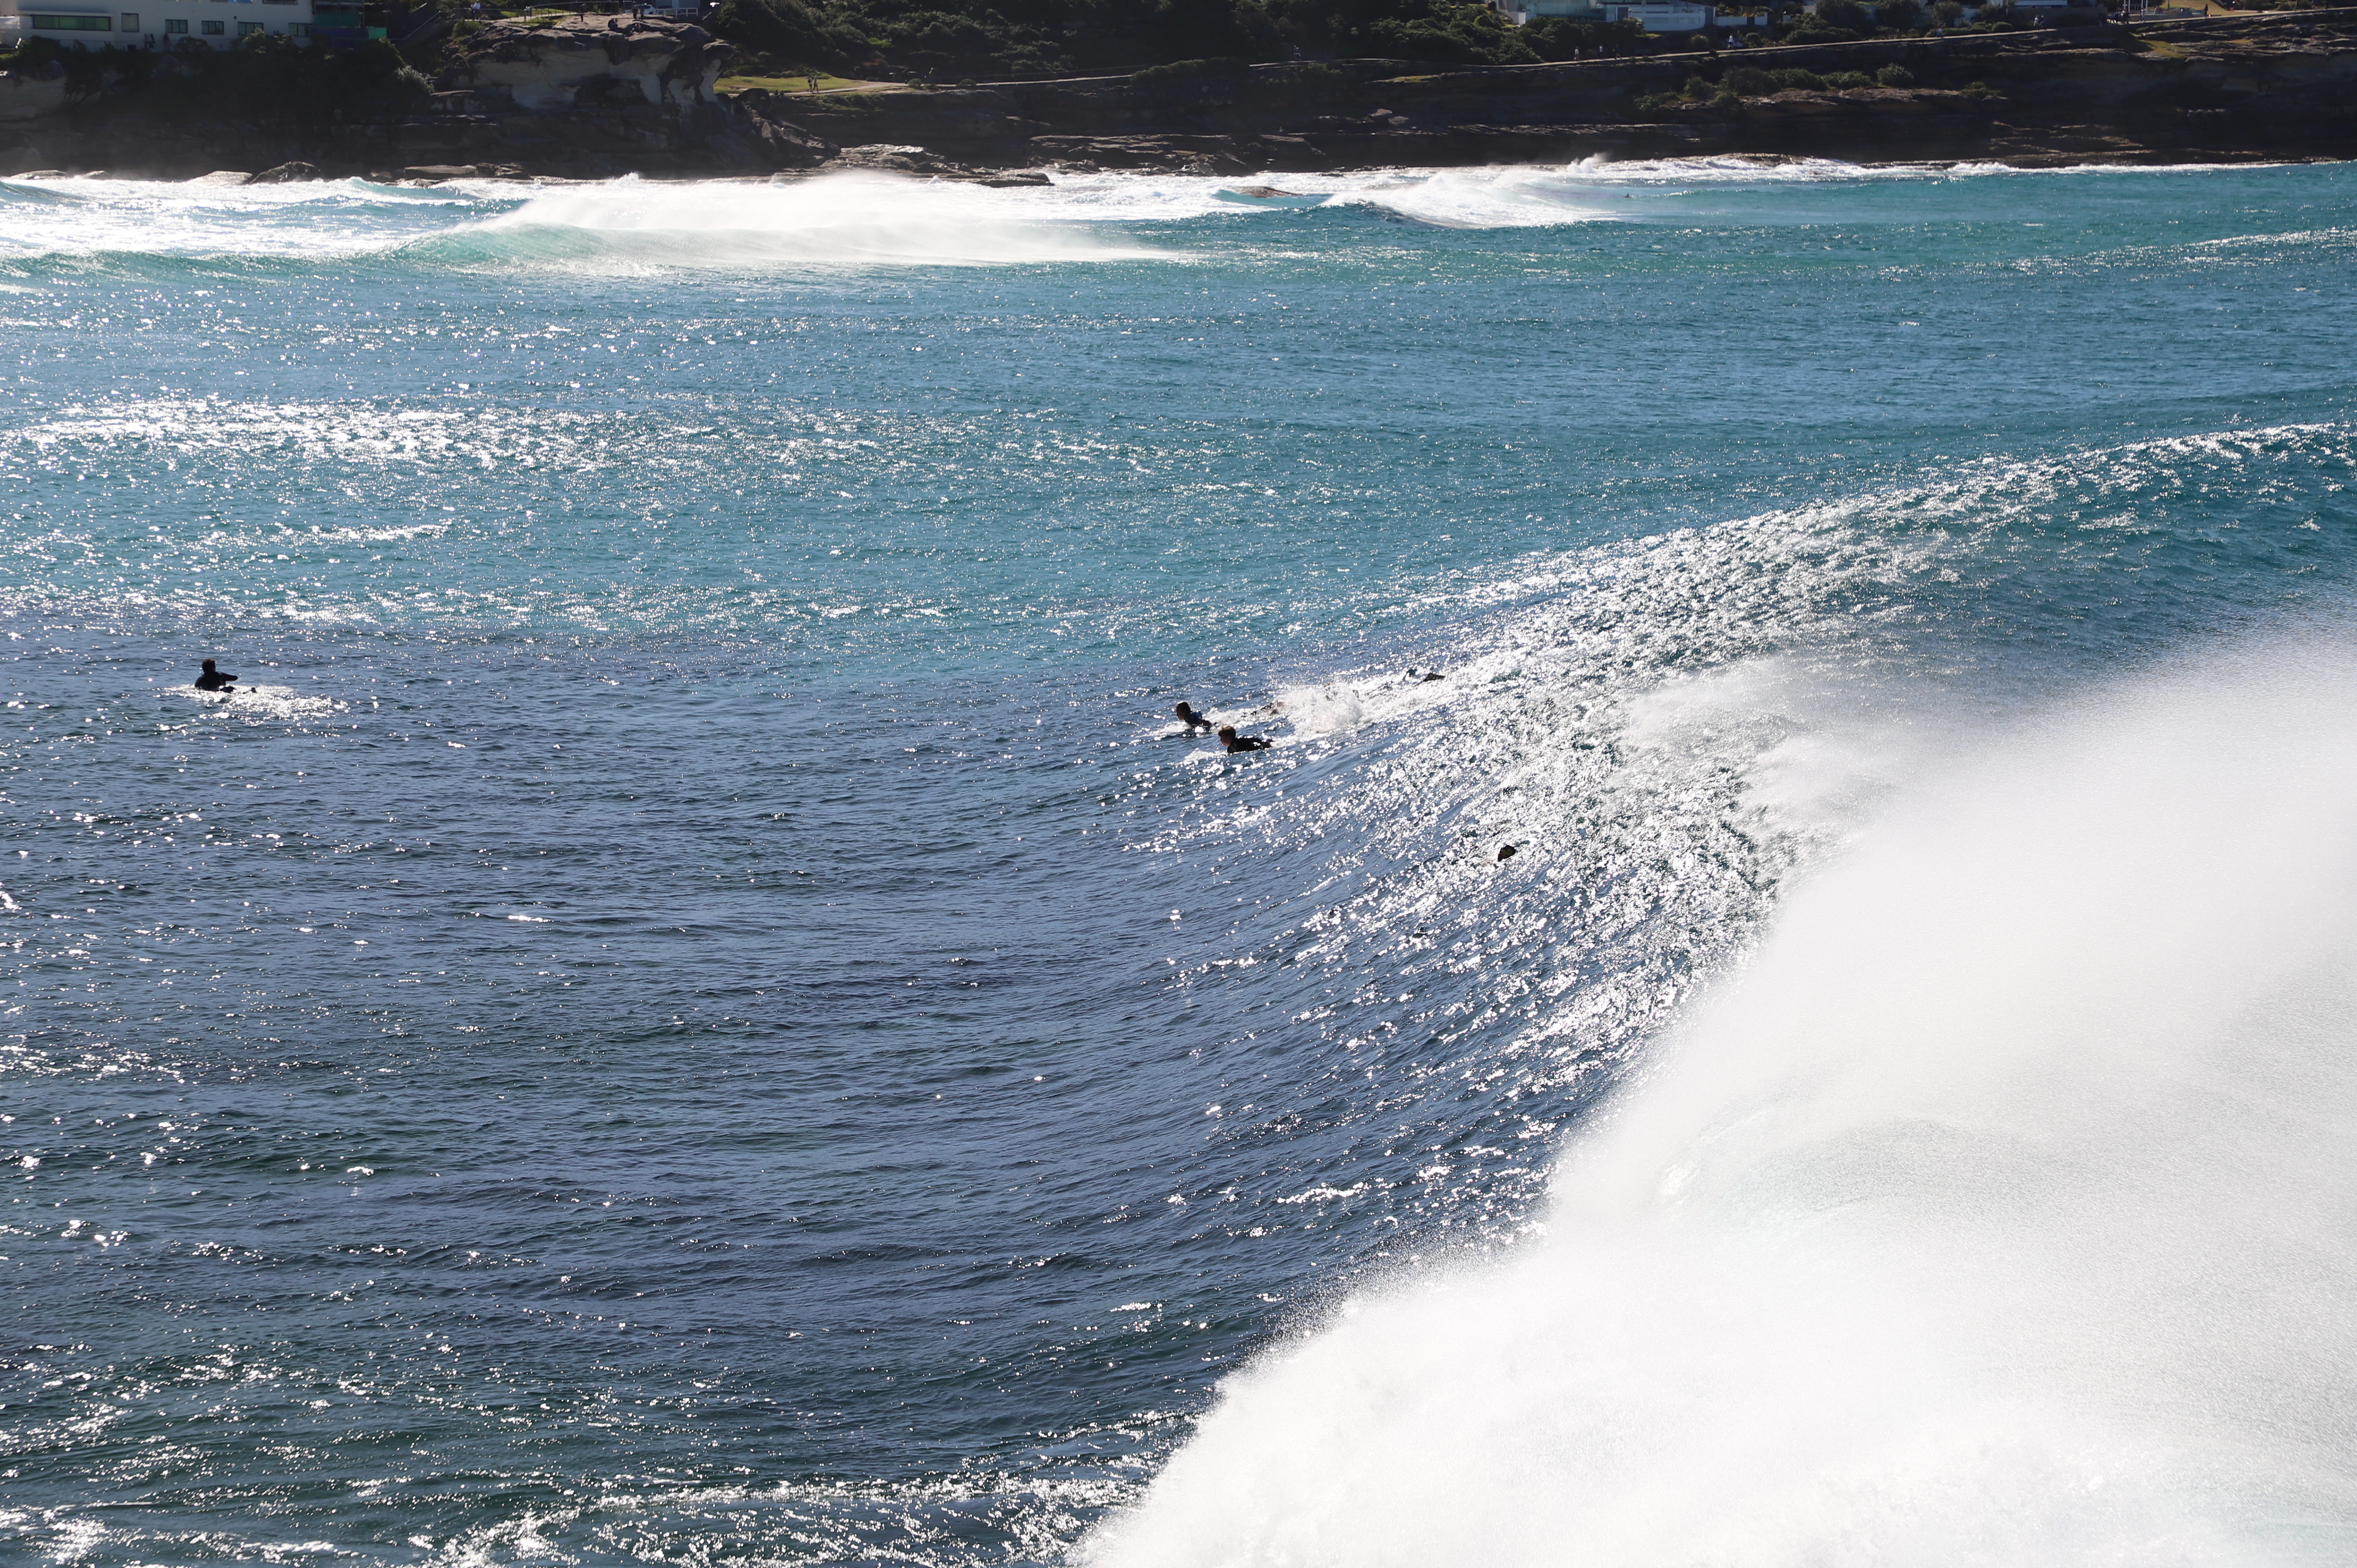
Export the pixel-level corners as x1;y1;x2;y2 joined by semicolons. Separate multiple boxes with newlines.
2;7;2351;182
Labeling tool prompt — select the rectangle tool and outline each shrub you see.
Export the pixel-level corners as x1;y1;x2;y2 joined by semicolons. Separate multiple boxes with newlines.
1130;54;1250;84
1874;61;1913;84
1815;0;1873;27
708;0;867;70
1823;68;1874;86
1876;0;1924;28
1367;3;1540;65
1518;14;1648;58
52;34;429;123
1768;65;1822;87
1724;63;1775;92
1710;85;1741;108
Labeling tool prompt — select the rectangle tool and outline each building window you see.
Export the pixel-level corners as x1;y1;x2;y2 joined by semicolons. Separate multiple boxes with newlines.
236;17;259;30
29;12;114;28
200;16;223;31
121;10;138;25
164;14;185;27
288;19;307;32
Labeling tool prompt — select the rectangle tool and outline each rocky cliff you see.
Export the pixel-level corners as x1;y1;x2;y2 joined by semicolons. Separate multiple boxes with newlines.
441;14;734;113
1;8;2351;182
763;10;2357;174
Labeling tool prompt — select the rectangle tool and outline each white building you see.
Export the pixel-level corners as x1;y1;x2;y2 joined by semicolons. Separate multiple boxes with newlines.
1598;0;1714;25
1502;0;1719;26
0;0;316;49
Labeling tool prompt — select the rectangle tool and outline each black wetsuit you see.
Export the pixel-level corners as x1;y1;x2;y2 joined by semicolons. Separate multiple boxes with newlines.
194;669;238;692
1223;734;1271;753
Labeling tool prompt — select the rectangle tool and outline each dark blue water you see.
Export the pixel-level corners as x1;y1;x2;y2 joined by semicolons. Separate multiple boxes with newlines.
3;157;2355;1565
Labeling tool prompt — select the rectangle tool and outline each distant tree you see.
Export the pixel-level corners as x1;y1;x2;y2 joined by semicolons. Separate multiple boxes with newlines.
708;0;869;69
1362;0;1538;63
1518;14;1646;56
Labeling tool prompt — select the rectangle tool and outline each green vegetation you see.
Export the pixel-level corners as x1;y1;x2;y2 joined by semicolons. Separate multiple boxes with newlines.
1681;59;1926;103
701;0;1665;81
0;32;430;122
1518;14;1649;58
714;66;883;91
1130;53;1252;83
696;0;1977;87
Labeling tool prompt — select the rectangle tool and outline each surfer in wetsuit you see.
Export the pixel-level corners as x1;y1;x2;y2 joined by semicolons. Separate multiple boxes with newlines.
194;659;239;693
1172;701;1215;734
1218;725;1271;753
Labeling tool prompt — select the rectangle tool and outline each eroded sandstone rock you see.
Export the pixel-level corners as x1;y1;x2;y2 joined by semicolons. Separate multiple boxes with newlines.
444;16;733;114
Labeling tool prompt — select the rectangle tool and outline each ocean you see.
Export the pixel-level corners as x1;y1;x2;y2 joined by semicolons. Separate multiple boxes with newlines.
3;155;2355;1566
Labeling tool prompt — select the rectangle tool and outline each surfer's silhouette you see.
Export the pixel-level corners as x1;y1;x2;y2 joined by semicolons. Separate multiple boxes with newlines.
194;659;239;693
1172;701;1214;734
1218;726;1271;753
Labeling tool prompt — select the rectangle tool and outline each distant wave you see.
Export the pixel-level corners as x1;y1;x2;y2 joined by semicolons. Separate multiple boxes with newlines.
409;173;1181;271
1;161;2324;276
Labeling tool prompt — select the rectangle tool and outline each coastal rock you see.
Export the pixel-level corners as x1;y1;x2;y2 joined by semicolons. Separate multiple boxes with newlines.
246;161;325;184
444;16;734;114
1026;134;1254;174
398;162;527;181
0;69;70;125
723;91;840;169
819;142;969;174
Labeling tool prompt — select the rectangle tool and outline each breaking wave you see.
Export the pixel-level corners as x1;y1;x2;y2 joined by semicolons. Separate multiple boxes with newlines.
1086;638;2357;1568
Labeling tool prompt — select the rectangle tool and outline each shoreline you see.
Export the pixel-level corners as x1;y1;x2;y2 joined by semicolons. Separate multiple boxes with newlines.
4;8;2352;185
5;141;2334;188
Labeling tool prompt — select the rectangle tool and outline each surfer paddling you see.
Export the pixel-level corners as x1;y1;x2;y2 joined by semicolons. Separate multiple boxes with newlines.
1172;701;1215;735
193;658;239;693
1218;725;1271;753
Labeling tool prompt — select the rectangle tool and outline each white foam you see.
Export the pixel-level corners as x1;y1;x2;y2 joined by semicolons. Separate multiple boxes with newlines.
1268;682;1365;738
178;683;341;719
1089;639;2357;1566
453;172;1178;270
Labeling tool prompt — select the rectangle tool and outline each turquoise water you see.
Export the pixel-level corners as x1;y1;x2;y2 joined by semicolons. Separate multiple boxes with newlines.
3;158;2355;1565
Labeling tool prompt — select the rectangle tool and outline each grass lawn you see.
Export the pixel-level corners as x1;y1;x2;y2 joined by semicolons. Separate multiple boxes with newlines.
717;70;905;95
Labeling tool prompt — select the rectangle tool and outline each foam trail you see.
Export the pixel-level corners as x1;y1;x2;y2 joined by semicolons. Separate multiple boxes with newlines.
1270;682;1365;738
1085;640;2357;1567
437;173;1173;270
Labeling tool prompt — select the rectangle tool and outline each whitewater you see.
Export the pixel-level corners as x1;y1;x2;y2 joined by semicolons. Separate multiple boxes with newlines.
2;157;2354;1567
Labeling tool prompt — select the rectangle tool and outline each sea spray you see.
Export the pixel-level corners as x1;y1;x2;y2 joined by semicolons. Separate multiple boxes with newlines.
1084;641;2357;1568
442;173;1175;271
